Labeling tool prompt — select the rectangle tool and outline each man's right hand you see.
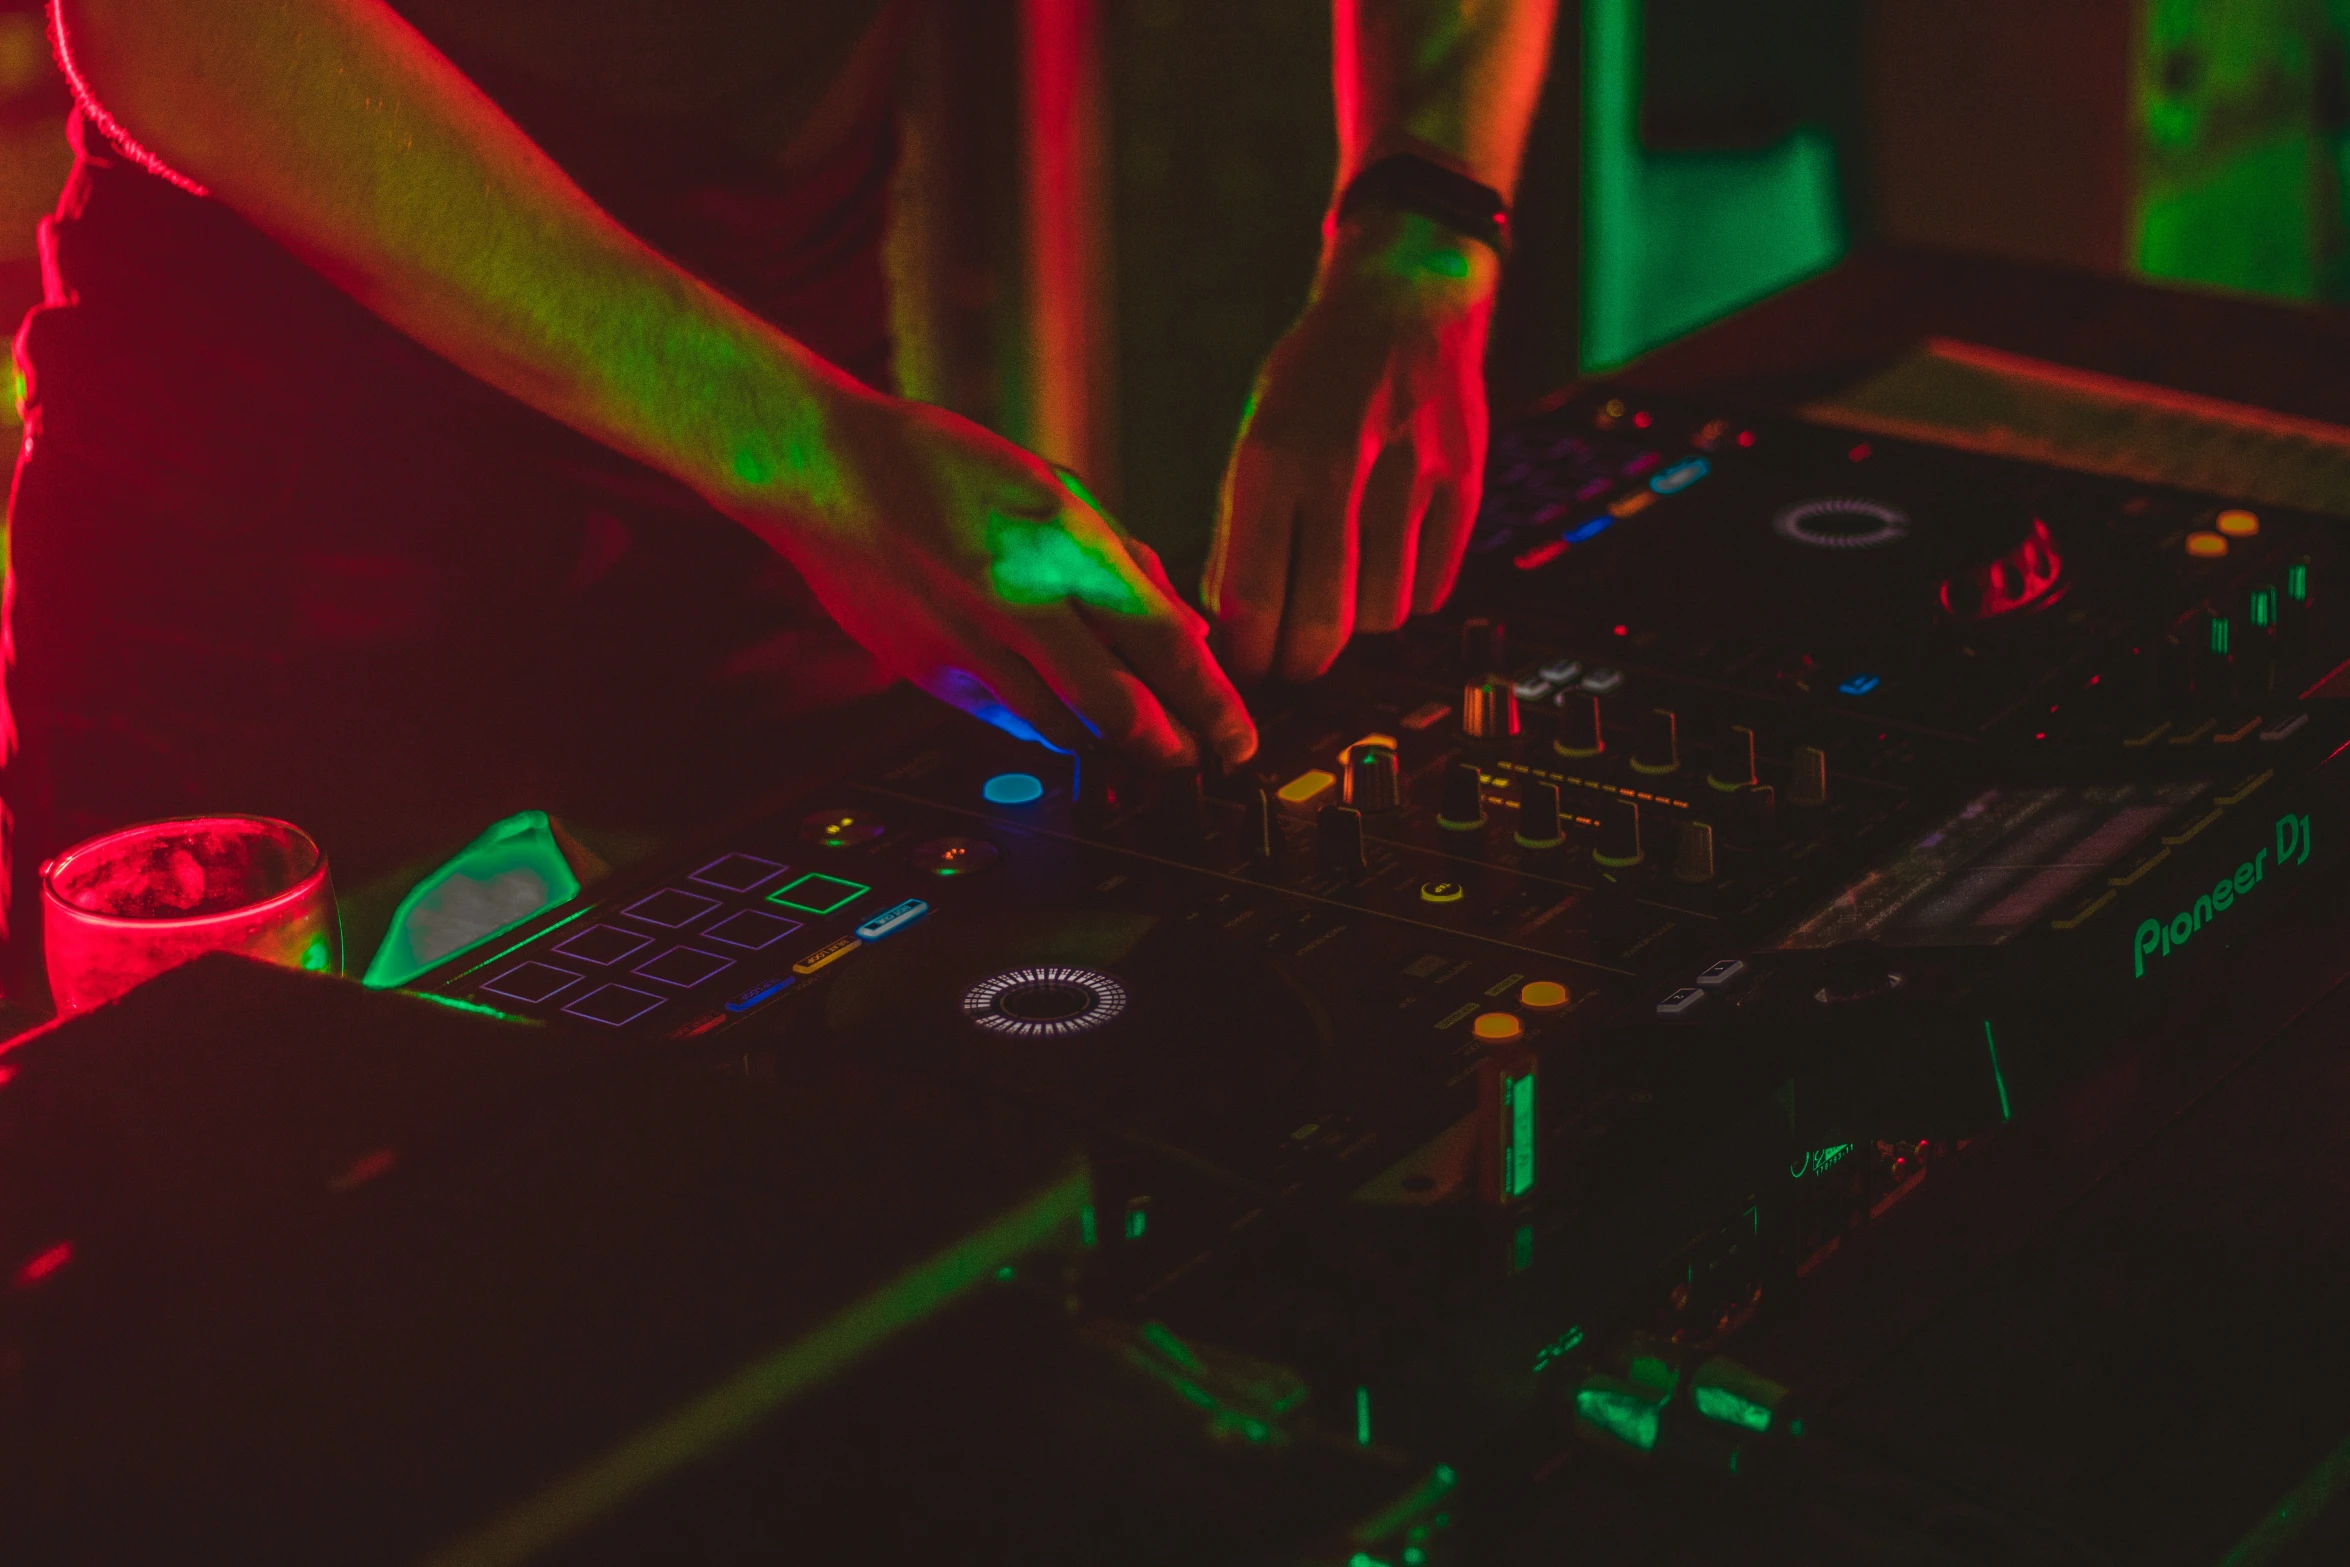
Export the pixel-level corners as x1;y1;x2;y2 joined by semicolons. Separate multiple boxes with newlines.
739;385;1258;771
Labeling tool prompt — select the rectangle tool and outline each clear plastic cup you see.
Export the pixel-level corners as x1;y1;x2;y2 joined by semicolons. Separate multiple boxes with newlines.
41;815;341;1013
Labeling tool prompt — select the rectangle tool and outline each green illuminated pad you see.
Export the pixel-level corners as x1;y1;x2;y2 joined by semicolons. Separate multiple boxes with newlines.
769;873;870;916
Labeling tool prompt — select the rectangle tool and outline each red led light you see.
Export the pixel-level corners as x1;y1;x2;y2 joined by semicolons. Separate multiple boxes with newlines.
1632;410;1653;428
1847;442;1872;461
1736;430;1756;447
1513;537;1570;571
1613;623;1629;637
13;1241;70;1289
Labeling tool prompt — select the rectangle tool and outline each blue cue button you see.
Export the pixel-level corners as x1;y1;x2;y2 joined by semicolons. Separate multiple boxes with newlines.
854;898;931;942
1837;672;1882;697
982;772;1045;805
724;976;797;1014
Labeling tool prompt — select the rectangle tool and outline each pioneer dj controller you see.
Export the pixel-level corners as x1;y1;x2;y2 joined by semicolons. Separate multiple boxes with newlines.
415;387;2350;1506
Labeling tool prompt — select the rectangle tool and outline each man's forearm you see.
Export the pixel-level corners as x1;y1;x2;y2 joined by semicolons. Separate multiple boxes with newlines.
1332;0;1558;200
54;0;859;526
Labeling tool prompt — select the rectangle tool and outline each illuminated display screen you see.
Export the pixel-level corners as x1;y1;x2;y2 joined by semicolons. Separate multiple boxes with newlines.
1778;781;2209;948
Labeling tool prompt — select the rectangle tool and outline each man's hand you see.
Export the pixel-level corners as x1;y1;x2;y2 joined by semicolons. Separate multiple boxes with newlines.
758;386;1257;769
1204;208;1498;685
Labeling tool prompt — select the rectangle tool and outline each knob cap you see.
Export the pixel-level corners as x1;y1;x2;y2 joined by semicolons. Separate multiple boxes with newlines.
1594;796;1642;868
1735;782;1777;843
1462;616;1507;678
1240;785;1276;861
1553;693;1605;758
1317;803;1367;876
1438;761;1487;830
1515;779;1564;848
1342;743;1402;812
1788;746;1828;808
1708;725;1757;791
1462;677;1520;741
1675;818;1717;883
1630;708;1679;775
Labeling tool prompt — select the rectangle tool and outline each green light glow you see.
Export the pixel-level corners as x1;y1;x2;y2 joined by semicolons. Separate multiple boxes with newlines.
2289;561;2310;601
1532;1325;1585;1374
1983;1019;2014;1122
2252;586;2279;627
363;811;582;990
2211;616;2232;656
301;935;334;972
1501;1073;1536;1199
1125;1207;1148;1241
1079;1204;1097;1247
422;1161;1092;1567
406;991;535;1025
1575;1384;1662;1453
1512;1222;1534;1274
986;512;1144;612
1790;1142;1855;1178
1356;1384;1373;1446
2135;814;2309;977
1350;1467;1460;1549
1691;1384;1773;1433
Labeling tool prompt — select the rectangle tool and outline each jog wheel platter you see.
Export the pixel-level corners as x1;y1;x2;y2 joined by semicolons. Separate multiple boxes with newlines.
960;966;1129;1039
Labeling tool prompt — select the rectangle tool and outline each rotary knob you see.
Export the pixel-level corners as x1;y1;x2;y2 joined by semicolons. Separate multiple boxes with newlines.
1553;693;1605;759
1438;761;1487;830
1594;797;1643;868
1342;743;1402;812
1318;803;1367;876
1708;725;1757;791
1788;746;1829;808
1462;677;1520;741
1515;779;1564;848
1630;708;1679;775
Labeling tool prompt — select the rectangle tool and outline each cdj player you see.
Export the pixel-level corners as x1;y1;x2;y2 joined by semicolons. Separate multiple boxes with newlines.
390;385;2349;1518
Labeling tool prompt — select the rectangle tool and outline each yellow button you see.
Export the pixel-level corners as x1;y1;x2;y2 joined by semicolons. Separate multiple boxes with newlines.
1472;1011;1524;1043
792;936;863;975
2186;531;2229;558
2216;508;2260;537
1520;980;1570;1012
1420;880;1466;904
1277;768;1337;806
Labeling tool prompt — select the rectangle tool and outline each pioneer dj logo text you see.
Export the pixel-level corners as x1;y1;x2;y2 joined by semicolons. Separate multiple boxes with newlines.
2132;812;2314;978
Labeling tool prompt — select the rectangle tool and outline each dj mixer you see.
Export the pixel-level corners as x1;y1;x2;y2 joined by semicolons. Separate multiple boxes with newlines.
396;386;2350;1516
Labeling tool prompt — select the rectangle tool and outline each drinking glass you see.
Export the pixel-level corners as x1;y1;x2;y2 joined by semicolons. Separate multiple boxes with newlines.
42;815;340;1013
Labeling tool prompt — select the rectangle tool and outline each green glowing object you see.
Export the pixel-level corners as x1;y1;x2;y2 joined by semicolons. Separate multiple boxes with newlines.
1691;1384;1773;1432
2289;561;2310;601
1500;1073;1537;1199
1125;1207;1148;1241
422;1162;1092;1567
1581;0;1845;369
986;512;1144;612
1356;1384;1373;1446
1575;1384;1662;1453
2252;585;2279;627
1790;1142;1856;1178
2135;814;2310;977
1512;1221;1534;1274
301;935;334;972
1532;1325;1586;1374
994;1264;1016;1283
1079;1204;1098;1247
407;992;533;1025
2211;615;2232;656
1983;1019;2014;1123
363;811;583;990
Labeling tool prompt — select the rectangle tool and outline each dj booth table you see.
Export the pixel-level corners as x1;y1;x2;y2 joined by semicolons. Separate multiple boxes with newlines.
9;245;2350;1566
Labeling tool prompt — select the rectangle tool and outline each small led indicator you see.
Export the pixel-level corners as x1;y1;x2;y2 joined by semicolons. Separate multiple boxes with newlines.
1837;672;1881;697
2210;616;2231;656
981;772;1045;806
1504;1074;1537;1199
2289;561;2310;601
769;873;870;916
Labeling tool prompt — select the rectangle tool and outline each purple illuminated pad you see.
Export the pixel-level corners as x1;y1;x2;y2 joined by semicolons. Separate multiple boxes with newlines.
563;984;665;1028
481;961;580;1005
634;947;736;989
551;924;654;966
701;909;802;951
620;887;720;929
689;852;789;894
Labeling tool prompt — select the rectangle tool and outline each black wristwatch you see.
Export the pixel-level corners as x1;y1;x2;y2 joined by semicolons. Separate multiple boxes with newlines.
1335;154;1513;259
